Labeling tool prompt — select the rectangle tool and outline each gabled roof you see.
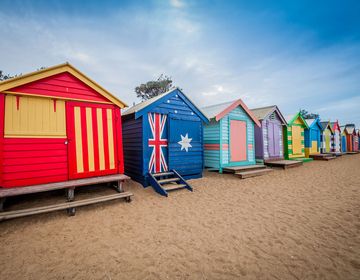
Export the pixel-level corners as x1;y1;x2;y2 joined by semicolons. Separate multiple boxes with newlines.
344;124;356;135
123;88;209;123
202;99;260;127
250;105;287;125
330;120;341;132
305;117;322;130
0;62;127;108
320;121;334;133
285;112;309;128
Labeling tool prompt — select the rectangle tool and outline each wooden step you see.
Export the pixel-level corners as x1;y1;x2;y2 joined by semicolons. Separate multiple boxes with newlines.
158;177;180;184
153;172;174;177
223;165;266;173
0;174;130;198
163;184;187;192
235;169;272;179
323;156;337;160
0;192;133;222
265;160;302;169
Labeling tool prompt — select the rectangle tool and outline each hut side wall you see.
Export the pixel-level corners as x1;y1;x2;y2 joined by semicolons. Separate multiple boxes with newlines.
254;122;264;160
122;116;144;185
221;106;255;167
204;119;221;169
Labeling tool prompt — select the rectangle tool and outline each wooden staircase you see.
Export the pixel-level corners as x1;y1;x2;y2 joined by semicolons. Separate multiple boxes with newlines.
223;165;272;179
148;170;193;197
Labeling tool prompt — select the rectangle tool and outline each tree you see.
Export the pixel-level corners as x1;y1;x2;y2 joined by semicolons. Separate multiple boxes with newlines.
135;74;174;101
300;109;319;119
0;71;18;81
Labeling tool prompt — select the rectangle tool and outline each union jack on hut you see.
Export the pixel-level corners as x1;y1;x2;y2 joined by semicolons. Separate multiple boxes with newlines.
121;88;209;188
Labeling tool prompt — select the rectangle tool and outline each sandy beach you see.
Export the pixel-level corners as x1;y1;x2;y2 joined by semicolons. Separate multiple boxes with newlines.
0;154;359;280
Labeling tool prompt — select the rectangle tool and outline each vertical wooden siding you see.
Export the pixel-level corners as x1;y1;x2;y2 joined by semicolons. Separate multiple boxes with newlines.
4;95;66;137
9;72;110;104
66;102;118;179
262;114;283;159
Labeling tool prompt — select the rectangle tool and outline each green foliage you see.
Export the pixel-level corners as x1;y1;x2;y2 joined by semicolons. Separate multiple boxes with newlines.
135;74;174;101
300;109;319;119
0;71;18;81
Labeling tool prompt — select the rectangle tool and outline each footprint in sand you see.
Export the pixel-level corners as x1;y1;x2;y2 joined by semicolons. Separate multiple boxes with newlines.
350;260;360;269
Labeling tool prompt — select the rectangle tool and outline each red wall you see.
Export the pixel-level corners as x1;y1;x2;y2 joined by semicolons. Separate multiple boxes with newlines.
2;138;68;188
9;73;110;104
0;94;4;187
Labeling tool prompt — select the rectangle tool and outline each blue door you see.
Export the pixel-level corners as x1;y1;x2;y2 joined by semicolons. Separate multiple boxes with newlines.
168;118;202;176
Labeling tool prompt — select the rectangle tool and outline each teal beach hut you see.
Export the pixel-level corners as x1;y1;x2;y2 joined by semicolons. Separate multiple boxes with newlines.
202;99;261;173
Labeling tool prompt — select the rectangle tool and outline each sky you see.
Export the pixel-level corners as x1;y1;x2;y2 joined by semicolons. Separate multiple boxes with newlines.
1;0;360;127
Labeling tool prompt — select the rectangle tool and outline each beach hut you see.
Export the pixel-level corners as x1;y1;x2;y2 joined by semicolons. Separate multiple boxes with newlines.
330;120;342;153
250;105;287;162
343;124;356;152
354;129;359;152
0;63;132;218
202;99;272;178
320;121;334;154
284;112;309;160
304;117;322;157
121;88;209;197
341;127;347;152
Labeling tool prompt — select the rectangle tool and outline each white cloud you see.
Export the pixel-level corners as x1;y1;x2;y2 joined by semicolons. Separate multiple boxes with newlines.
170;0;185;8
0;3;359;128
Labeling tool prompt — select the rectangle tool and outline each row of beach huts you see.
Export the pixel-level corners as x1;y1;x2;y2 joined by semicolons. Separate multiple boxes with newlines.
0;63;359;220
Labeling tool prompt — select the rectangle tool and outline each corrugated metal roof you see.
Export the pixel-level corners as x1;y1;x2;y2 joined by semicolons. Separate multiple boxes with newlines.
122;88;177;116
201;101;234;119
305;118;316;127
285;114;295;123
250;105;277;120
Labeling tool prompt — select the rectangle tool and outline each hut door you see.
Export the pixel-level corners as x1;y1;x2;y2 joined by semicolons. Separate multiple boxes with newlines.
168;118;202;175
230;120;247;162
66;102;118;179
292;126;302;155
267;121;280;157
147;113;168;174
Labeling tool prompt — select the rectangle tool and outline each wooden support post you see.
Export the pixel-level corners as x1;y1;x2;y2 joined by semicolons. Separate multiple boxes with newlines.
65;187;76;216
114;180;124;193
0;198;5;212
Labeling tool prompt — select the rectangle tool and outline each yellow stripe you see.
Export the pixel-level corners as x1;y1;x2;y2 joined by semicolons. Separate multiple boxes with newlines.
107;109;115;169
86;108;95;172
97;108;105;170
74;107;84;173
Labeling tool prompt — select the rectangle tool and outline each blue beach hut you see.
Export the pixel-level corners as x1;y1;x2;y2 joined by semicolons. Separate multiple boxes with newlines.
201;99;261;173
121;88;209;196
304;117;322;157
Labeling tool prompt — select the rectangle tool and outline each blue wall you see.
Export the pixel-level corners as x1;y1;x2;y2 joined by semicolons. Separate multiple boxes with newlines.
122;116;144;185
123;90;205;187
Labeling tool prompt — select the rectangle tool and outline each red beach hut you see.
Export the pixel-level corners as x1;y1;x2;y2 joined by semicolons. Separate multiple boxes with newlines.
0;63;127;189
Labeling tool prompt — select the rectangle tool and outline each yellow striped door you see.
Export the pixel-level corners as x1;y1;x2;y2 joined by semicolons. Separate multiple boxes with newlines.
67;102;118;179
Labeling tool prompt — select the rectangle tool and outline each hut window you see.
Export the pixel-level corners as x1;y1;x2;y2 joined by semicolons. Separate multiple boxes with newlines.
4;95;66;138
269;112;276;120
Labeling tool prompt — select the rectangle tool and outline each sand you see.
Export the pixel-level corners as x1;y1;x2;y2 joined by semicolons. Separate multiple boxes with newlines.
0;154;360;280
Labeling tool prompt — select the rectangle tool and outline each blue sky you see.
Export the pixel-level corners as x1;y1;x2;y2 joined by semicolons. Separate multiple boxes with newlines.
1;0;359;127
